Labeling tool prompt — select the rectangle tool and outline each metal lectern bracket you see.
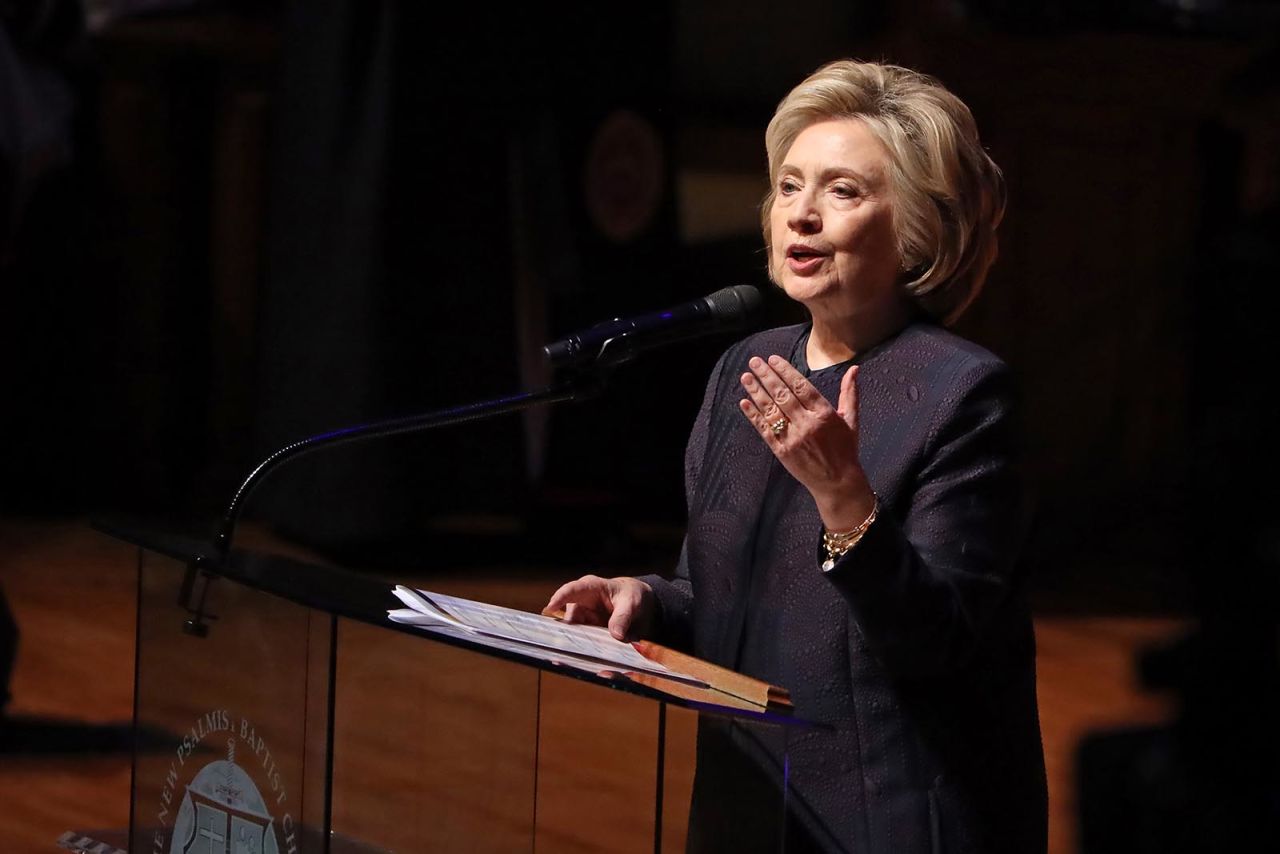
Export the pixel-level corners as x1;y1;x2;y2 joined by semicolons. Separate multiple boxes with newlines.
177;555;219;638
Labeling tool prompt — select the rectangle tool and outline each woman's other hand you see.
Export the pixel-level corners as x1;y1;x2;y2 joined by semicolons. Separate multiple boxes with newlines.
739;354;876;531
542;575;655;642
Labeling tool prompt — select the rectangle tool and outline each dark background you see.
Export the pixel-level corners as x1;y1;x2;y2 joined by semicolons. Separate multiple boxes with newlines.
4;1;1279;849
3;0;1278;601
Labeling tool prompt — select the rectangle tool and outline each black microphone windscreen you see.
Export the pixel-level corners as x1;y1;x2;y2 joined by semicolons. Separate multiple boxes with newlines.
705;285;762;322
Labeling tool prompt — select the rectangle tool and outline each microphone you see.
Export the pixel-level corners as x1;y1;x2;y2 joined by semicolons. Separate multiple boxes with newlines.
543;284;762;369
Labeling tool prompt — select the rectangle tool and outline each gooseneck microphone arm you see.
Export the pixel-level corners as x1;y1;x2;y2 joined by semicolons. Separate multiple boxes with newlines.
213;373;603;560
181;285;760;636
212;285;762;558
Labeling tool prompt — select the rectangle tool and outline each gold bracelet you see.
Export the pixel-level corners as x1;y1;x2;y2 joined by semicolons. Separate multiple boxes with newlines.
821;497;879;571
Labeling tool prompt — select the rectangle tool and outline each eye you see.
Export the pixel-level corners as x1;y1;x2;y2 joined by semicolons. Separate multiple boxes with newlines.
778;177;800;195
831;183;859;200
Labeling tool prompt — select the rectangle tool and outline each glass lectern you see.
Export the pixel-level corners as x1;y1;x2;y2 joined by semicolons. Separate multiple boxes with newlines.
103;523;804;853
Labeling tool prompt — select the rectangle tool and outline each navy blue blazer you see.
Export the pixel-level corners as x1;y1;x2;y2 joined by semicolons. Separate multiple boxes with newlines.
642;322;1047;854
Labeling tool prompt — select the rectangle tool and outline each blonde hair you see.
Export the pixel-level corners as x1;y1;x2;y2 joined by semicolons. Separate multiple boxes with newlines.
763;60;1006;324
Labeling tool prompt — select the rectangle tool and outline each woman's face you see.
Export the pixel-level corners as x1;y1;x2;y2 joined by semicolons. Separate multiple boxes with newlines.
769;119;904;321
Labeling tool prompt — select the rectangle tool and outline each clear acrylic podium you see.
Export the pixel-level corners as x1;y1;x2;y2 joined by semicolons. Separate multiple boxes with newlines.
103;522;804;853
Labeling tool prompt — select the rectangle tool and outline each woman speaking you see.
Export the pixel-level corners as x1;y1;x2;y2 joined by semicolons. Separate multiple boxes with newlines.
546;60;1047;853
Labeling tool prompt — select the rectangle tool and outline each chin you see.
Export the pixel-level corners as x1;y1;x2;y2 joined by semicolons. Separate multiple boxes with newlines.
776;272;838;306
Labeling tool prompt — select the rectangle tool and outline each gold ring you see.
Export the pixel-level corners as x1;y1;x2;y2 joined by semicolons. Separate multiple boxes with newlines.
769;417;789;437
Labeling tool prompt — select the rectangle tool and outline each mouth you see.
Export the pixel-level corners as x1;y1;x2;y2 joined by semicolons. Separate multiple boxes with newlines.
786;244;828;261
784;244;829;273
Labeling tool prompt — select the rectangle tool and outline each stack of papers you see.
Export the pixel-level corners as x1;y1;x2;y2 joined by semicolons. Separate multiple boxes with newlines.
388;585;707;687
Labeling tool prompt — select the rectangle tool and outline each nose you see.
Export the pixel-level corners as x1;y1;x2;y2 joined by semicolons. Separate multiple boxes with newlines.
786;189;820;233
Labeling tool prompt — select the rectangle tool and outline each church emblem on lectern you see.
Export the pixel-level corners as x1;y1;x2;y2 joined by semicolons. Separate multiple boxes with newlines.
170;755;279;854
155;711;293;854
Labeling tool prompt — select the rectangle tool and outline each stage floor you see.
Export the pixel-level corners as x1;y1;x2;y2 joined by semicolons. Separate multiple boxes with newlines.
0;518;1183;853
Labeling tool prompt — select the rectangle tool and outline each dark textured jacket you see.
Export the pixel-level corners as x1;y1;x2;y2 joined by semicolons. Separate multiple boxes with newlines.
642;322;1047;854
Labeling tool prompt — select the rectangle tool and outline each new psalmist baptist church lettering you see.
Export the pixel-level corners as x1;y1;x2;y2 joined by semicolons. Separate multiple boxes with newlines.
153;709;300;854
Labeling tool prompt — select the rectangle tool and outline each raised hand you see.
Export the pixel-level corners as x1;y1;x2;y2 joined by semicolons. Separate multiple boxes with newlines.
738;354;876;532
